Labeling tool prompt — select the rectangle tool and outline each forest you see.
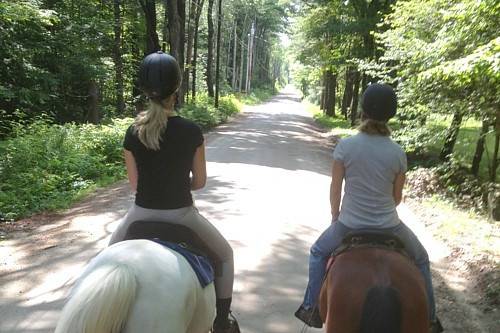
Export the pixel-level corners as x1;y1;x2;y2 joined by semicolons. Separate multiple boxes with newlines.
0;0;499;221
291;0;498;217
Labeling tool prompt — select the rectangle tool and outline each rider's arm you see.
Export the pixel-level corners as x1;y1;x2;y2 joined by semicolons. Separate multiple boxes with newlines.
330;159;345;221
124;149;138;192
393;172;406;206
191;143;207;191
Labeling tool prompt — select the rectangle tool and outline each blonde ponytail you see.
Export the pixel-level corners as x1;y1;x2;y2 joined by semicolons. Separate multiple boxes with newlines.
134;98;175;150
358;118;391;136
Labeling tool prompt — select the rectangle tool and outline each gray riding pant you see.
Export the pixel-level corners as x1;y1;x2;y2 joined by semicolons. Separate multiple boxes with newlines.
109;204;234;299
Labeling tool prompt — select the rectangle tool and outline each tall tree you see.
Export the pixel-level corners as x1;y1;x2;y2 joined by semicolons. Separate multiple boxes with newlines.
191;0;205;100
138;0;160;54
214;0;223;107
206;0;215;97
184;0;198;103
166;0;186;103
113;0;125;114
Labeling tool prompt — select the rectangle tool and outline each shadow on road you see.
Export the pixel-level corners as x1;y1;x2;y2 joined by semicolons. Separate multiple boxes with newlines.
207;110;334;177
232;224;320;332
0;183;131;332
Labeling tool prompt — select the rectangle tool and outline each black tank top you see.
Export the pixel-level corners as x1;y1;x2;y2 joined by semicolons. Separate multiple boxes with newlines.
123;116;204;209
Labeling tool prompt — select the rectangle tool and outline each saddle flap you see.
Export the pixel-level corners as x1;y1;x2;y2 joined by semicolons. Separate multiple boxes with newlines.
123;221;222;262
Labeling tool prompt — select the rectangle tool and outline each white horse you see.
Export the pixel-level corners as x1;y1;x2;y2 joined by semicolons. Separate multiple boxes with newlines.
55;239;216;333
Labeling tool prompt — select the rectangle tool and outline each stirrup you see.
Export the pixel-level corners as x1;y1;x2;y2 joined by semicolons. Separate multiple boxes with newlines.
212;312;241;333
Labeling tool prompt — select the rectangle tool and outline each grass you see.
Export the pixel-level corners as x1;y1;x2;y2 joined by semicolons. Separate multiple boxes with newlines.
235;87;276;105
421;196;497;252
304;101;357;137
423;115;497;180
408;194;500;308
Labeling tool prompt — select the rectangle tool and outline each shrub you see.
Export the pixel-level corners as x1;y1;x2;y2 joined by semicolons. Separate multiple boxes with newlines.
180;94;240;130
0;118;132;220
0;94;244;220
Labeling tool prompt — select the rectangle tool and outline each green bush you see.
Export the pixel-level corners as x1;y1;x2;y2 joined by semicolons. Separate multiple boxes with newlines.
0;94;244;221
235;86;275;105
180;94;240;130
0;118;132;220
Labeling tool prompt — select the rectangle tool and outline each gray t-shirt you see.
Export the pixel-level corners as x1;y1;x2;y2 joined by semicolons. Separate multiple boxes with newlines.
333;132;407;229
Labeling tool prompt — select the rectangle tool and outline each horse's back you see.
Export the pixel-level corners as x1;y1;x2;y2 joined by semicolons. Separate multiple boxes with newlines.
320;247;428;333
79;239;216;333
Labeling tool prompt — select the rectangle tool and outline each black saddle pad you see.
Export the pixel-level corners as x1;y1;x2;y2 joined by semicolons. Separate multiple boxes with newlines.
334;230;407;257
123;221;222;263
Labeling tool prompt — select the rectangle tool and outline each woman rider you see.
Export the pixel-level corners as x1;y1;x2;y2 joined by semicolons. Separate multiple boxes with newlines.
109;51;239;333
295;84;442;332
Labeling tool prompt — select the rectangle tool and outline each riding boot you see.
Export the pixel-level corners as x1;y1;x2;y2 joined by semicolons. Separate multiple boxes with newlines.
212;298;240;333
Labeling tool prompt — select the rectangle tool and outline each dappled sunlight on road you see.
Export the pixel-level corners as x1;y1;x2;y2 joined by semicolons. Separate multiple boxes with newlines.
0;182;132;333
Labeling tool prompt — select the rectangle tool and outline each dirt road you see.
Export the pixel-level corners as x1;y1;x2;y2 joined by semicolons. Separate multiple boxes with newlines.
0;87;494;332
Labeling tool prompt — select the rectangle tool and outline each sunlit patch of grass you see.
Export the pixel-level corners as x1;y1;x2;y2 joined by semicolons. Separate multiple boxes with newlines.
422;115;495;180
235;87;275;105
420;196;499;255
304;101;357;137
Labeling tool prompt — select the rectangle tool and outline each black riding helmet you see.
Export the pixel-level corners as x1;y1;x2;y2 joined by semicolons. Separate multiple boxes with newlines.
138;51;181;101
361;83;397;122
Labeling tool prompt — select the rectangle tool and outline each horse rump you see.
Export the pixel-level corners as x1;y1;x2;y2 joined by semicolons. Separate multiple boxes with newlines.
360;285;402;333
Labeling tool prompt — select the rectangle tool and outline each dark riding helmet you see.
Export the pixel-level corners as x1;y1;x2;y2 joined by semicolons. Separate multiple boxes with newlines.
361;83;397;122
138;51;181;101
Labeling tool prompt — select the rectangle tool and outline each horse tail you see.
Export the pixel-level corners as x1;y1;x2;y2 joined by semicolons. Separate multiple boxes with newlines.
55;263;137;333
360;286;402;333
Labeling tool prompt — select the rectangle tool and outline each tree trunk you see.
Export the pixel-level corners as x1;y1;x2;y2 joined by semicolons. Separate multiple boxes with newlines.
471;118;490;176
139;0;160;54
224;23;232;83
166;0;186;104
113;0;125;114
245;22;255;93
326;71;336;117
191;0;204;100
206;0;215;97
231;22;238;91
87;80;99;124
491;114;500;182
184;0;198;103
350;70;361;126
320;71;327;111
341;68;354;120
440;110;464;161
214;0;223;108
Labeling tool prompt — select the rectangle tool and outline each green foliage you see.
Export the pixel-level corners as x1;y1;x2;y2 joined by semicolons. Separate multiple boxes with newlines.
304;101;357;137
180;94;240;130
0;118;132;220
235;86;275;105
379;0;499;118
0;94;242;221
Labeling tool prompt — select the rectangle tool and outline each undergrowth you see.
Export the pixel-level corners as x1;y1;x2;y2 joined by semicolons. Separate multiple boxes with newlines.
0;93;245;221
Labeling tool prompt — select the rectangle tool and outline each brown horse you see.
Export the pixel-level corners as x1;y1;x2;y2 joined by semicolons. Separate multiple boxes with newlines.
319;247;429;333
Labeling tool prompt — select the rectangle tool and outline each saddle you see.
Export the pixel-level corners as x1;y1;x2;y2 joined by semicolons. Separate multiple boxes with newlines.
123;221;222;275
333;230;408;258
